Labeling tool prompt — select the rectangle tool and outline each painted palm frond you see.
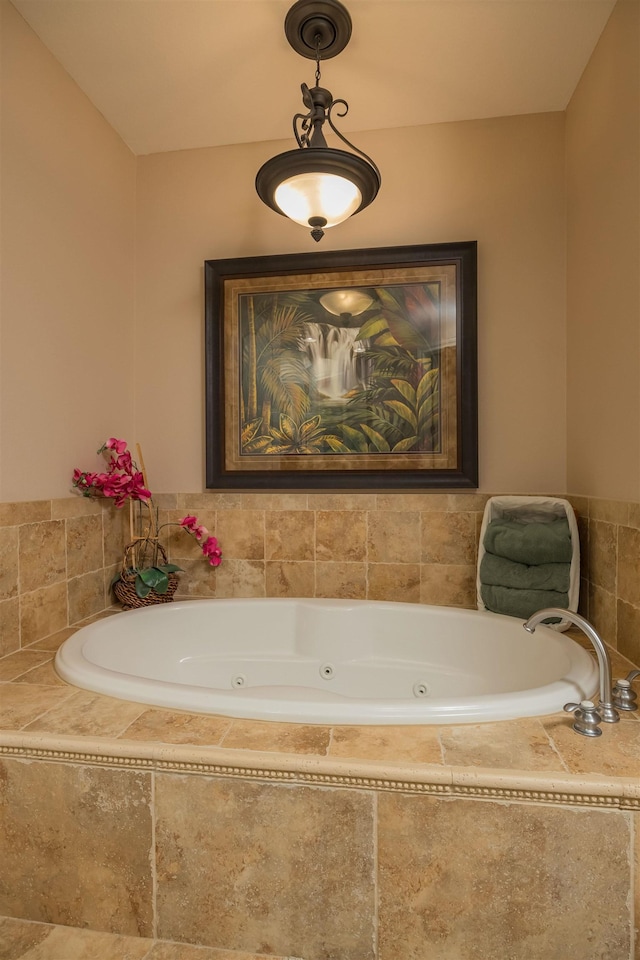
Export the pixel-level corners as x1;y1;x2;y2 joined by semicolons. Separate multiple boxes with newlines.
255;303;314;360
340;405;402;444
259;355;311;421
363;346;430;384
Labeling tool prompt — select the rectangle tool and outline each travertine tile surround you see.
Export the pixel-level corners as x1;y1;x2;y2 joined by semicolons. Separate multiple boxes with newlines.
159;492;483;609
1;491;639;958
0;497;128;657
575;494;640;664
2;491;638;658
1;618;639;959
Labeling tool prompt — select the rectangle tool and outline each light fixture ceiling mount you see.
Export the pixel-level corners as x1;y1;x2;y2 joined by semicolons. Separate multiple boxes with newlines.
284;0;352;60
256;0;381;242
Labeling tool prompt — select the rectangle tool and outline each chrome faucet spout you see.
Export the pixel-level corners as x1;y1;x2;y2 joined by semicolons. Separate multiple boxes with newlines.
523;608;619;723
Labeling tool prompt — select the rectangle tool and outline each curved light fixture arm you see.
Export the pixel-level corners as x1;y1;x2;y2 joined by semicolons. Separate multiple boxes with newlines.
293;83;331;148
292;85;381;182
327;98;382;181
292;113;311;148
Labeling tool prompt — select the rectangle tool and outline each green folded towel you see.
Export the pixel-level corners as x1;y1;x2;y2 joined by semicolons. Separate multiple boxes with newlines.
480;554;570;593
483;518;573;565
480;583;569;620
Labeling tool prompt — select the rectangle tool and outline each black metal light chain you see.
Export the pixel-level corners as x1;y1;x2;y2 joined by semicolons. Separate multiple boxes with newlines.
315;35;322;86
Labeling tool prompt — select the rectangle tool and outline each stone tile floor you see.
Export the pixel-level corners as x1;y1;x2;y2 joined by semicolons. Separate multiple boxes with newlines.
0;916;302;960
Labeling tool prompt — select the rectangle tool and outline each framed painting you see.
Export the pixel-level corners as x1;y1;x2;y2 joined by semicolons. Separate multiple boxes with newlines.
205;241;477;489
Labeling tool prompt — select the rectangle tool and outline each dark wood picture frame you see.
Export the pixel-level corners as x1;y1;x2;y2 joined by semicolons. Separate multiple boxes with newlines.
205;241;477;490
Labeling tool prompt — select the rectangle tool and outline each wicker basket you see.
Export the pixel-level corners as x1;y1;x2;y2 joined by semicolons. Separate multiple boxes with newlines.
112;540;180;610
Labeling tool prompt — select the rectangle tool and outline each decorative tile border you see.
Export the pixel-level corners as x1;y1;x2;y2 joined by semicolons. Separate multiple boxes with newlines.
1;735;637;811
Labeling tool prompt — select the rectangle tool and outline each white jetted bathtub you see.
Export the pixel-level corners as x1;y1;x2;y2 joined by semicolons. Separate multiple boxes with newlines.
56;598;599;725
55;599;598;725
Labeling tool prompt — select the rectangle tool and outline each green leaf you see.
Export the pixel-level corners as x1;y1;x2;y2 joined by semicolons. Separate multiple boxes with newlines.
157;563;182;574
279;413;296;441
340;424;370;452
392;436;419;452
416;368;439;406
356;316;389;340
360;424;391;452
384;311;432;352
373;287;403;313
384;400;417;431
243;435;274;453
324;435;351;453
136;567;170;594
418;391;438;431
371;331;400;347
152;572;170;595
137;567;163;587
390;378;417;407
299;415;322;439
241;418;263;444
134;575;152;598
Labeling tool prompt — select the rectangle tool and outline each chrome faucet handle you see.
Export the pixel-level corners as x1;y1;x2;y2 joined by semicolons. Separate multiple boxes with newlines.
612;670;640;711
563;700;603;737
524;609;619;722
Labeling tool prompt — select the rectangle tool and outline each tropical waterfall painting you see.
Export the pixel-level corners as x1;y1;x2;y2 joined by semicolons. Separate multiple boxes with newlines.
205;243;477;489
239;284;441;457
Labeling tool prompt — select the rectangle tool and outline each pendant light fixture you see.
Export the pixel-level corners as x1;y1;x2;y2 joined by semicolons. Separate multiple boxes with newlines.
319;288;373;321
256;0;381;242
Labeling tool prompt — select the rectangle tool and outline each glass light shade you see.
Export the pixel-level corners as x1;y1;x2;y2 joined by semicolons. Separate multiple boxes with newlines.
274;171;362;228
319;289;373;317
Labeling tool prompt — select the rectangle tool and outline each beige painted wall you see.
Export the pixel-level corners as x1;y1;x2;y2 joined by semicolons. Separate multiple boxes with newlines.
0;0;136;502
14;0;632;501
136;112;567;494
566;0;640;500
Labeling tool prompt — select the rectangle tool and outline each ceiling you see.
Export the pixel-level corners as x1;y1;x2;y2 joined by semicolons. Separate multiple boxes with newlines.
11;0;616;157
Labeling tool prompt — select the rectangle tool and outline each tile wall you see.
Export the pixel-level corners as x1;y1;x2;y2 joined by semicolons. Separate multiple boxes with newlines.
1;491;639;661
572;495;640;665
2;490;639;960
0;753;634;959
158;492;484;608
0;497;128;658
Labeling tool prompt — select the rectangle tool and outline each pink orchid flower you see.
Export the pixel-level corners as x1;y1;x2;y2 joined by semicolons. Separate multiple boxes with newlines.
201;536;222;566
113;451;133;474
105;438;128;454
73;444;223;576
